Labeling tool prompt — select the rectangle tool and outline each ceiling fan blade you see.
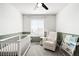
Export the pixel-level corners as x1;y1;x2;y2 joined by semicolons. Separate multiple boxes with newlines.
41;3;48;10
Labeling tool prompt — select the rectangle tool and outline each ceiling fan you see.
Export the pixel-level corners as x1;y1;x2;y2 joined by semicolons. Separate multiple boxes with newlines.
35;3;48;10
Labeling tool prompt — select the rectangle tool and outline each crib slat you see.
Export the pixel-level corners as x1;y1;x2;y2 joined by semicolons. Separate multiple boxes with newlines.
1;43;2;56
13;43;14;56
7;43;9;56
16;43;17;56
15;42;16;56
12;43;13;56
8;43;10;56
10;43;11;56
3;43;4;56
14;43;15;56
8;43;9;56
13;43;15;56
2;44;3;56
5;43;7;56
3;43;6;56
15;43;16;56
14;42;16;56
16;42;17;56
6;43;7;56
2;43;3;56
13;42;14;56
9;43;10;56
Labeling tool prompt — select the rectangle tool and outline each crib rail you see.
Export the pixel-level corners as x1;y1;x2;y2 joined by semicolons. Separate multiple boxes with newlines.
20;35;31;56
0;35;19;56
0;34;31;56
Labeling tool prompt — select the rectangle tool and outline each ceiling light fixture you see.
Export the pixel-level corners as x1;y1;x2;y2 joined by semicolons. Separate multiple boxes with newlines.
34;3;48;10
37;3;42;7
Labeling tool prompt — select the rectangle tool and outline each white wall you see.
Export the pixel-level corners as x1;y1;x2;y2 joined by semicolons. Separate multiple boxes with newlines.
23;15;56;32
44;15;56;32
0;4;22;35
23;15;31;32
56;3;79;35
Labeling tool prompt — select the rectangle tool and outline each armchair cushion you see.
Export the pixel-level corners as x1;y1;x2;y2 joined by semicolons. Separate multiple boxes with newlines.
43;41;55;46
43;41;56;51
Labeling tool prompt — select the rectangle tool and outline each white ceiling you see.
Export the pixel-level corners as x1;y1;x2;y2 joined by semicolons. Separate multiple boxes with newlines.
11;3;68;14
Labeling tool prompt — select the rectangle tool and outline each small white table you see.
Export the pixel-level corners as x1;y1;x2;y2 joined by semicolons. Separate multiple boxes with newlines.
40;37;47;46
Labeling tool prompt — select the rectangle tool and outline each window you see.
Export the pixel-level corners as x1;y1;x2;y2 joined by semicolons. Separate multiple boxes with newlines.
31;19;44;37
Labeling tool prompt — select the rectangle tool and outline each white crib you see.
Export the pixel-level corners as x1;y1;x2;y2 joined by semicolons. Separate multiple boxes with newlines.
0;34;31;56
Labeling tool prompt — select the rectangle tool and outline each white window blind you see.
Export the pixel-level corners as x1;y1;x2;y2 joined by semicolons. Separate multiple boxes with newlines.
31;19;44;37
